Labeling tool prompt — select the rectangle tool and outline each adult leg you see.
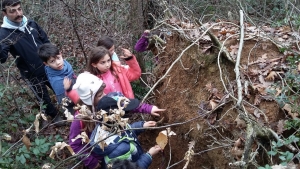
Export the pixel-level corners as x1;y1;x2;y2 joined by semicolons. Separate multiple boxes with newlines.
22;74;57;118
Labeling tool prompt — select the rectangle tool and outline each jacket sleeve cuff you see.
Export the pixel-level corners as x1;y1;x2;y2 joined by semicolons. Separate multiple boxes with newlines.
124;56;133;61
66;87;72;92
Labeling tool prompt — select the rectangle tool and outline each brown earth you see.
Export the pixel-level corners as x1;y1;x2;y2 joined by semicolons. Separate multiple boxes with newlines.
138;22;291;169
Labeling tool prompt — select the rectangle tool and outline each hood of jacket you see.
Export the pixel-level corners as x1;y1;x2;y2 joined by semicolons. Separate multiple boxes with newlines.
1;15;28;32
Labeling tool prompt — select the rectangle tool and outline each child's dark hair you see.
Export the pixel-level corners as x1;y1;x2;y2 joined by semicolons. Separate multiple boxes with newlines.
87;46;115;76
97;36;114;49
1;0;20;12
37;43;60;62
108;159;142;169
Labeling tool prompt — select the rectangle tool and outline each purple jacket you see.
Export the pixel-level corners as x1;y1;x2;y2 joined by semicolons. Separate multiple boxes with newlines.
68;103;153;169
69;118;103;169
134;32;149;52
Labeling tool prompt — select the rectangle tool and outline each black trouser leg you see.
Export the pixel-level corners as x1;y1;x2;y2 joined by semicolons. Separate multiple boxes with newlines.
22;74;57;117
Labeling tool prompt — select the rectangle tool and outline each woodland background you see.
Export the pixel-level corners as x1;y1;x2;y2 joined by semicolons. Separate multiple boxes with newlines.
1;0;300;169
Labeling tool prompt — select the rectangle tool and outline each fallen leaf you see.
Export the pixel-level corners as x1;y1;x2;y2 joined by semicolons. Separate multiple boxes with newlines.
196;123;201;130
229;43;239;57
254;95;261;105
201;45;213;54
247;26;257;32
161;127;176;136
262;43;268;50
208;113;218;124
230;147;243;159
209;100;218;110
64;109;74;122
219;29;227;35
282;34;289;39
202;35;211;41
49;142;75;159
235;116;246;128
249;68;261;75
34;113;41;133
156;128;176;150
265;71;277;81
22;134;31;151
2;133;11;141
277;120;285;134
283;104;298;119
275;88;282;97
71;132;90;143
188;140;195;150
42;163;54;169
277;37;284;42
234;138;243;148
253;109;261;118
263;26;275;34
205;83;213;92
156;132;168;150
169;17;179;25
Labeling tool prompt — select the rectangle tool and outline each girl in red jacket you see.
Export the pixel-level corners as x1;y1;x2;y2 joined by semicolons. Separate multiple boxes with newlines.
87;46;141;99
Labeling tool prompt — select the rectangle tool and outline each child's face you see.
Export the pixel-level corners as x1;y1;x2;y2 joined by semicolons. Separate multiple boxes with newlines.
108;45;115;56
92;54;111;73
44;54;64;70
94;91;106;106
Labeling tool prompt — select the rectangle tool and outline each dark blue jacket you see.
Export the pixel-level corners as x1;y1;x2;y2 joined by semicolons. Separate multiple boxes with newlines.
0;20;50;78
90;121;152;169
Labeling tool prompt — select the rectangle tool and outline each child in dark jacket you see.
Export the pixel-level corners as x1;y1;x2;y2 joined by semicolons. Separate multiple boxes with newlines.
68;72;164;169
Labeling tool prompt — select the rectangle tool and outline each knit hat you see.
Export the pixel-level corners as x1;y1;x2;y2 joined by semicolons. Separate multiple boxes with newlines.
72;72;103;105
96;92;140;112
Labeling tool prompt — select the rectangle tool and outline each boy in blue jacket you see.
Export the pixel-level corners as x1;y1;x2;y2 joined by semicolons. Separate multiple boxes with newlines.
37;43;76;104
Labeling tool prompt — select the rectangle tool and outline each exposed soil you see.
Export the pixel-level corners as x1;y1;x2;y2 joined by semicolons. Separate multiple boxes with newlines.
138;23;289;169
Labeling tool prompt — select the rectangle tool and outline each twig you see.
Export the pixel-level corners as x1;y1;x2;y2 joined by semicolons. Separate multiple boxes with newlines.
235;10;245;107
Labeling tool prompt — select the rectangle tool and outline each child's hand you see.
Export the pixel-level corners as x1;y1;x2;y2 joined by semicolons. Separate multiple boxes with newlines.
120;48;133;58
63;77;72;91
143;121;156;127
144;30;150;34
151;106;166;116
148;145;162;156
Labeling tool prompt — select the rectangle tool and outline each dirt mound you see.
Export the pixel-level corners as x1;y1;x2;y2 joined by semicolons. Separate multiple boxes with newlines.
139;21;296;169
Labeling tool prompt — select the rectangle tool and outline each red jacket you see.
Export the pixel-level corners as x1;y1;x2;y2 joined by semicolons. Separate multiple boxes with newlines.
99;55;141;99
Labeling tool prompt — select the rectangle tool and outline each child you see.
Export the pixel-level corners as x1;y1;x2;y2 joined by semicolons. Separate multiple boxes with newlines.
68;72;164;169
134;30;151;52
134;30;165;53
38;43;77;104
90;94;163;169
87;46;141;99
97;36;120;63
